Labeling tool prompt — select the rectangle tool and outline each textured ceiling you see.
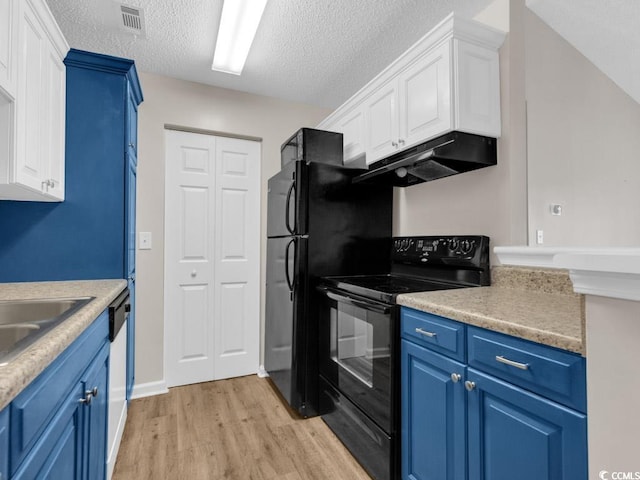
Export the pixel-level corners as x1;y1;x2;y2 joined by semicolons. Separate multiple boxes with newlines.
526;0;640;105
45;0;494;108
46;0;640;108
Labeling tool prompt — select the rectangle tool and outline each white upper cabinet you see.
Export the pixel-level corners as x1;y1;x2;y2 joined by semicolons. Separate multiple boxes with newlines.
0;0;18;96
0;0;68;201
365;81;398;162
318;14;505;166
398;42;451;154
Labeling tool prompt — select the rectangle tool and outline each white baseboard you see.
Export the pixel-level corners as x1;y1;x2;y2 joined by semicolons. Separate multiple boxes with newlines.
131;380;169;399
106;403;127;480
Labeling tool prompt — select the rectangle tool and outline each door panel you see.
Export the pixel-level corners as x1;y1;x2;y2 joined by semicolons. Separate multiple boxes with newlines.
467;369;588;480
399;42;452;148
165;131;216;387
401;340;466;480
213;136;260;379
366;82;398;164
165;130;260;387
16;2;45;191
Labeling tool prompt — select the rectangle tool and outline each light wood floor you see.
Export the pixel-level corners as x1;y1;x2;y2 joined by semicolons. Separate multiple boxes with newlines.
112;375;373;480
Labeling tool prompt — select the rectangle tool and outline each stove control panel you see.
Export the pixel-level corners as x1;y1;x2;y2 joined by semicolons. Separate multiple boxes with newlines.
392;235;490;266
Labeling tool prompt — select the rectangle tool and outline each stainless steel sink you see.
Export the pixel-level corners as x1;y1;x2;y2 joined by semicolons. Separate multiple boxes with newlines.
0;297;95;366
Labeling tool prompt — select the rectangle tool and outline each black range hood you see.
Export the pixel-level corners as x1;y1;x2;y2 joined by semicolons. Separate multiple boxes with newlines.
352;131;497;187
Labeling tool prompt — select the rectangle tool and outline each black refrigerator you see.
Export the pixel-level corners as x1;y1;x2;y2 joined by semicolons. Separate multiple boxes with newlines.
265;128;392;417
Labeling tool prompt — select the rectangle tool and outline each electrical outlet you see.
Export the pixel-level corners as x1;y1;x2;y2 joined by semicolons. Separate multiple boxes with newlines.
536;229;544;245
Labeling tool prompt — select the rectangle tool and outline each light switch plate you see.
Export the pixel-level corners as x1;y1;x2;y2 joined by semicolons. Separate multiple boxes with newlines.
139;232;152;250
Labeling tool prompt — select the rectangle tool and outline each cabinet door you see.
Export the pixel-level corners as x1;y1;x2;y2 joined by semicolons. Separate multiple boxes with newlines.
83;343;109;480
398;41;452;149
467;368;588;480
125;155;136;279
0;0;17;95
338;107;366;164
126;86;138;162
43;44;65;200
12;385;83;480
401;340;466;480
15;0;47;193
365;81;399;164
0;408;8;480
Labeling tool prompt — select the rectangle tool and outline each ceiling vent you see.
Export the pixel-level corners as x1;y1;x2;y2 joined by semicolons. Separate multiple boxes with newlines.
113;2;146;37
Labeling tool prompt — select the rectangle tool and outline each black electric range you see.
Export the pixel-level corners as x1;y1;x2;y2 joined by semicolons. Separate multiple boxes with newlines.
317;235;490;480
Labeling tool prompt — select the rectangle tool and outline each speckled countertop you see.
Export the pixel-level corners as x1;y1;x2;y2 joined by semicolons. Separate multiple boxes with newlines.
0;280;127;410
397;266;585;356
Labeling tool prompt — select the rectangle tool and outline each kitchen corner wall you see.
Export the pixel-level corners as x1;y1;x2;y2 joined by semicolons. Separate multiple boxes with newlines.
135;73;329;388
525;10;640;247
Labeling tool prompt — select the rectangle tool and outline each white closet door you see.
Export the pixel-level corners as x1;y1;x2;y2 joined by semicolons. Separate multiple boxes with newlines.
164;130;260;387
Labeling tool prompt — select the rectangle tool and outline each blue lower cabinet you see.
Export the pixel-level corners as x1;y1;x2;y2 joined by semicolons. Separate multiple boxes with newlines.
467;369;587;480
9;311;110;480
1;407;9;479
401;340;466;480
401;307;588;480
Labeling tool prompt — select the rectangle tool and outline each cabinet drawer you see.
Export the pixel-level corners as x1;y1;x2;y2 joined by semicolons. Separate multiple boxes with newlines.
467;326;586;412
401;307;465;362
10;311;108;473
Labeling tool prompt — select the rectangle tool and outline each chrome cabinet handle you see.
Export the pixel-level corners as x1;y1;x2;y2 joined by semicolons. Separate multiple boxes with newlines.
191;270;197;277
451;373;461;383
415;327;437;338
79;387;99;405
464;380;476;391
398;138;405;145
495;355;529;371
79;392;92;405
391;141;398;147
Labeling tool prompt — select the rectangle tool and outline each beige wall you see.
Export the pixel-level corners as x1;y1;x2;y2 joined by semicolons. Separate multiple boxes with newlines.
525;10;640;247
585;295;640;474
394;0;529;257
135;73;329;387
523;9;640;472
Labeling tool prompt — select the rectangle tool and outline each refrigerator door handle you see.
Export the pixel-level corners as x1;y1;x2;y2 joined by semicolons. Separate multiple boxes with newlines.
285;238;296;300
285;177;296;234
317;287;391;315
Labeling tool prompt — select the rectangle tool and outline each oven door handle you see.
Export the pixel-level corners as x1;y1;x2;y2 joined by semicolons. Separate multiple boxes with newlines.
317;287;391;315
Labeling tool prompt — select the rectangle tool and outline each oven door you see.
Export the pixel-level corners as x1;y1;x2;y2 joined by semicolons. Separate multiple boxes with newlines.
318;286;393;433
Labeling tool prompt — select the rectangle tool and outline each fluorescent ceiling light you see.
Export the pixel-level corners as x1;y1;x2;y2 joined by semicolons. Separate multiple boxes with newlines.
212;0;269;75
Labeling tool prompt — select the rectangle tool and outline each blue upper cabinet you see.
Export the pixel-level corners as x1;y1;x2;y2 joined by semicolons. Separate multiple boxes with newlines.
0;49;143;282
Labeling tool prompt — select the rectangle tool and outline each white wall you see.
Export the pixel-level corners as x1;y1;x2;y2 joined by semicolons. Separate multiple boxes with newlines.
525;10;640;247
135;73;329;387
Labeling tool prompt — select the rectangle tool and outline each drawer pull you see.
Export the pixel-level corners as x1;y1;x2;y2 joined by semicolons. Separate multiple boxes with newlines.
496;355;529;370
415;327;437;338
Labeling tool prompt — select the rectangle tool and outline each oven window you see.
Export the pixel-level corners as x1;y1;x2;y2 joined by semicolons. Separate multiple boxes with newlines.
330;303;390;389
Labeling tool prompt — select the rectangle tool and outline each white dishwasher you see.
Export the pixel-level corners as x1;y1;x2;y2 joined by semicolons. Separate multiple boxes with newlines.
107;290;129;480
